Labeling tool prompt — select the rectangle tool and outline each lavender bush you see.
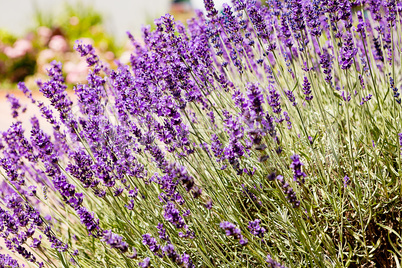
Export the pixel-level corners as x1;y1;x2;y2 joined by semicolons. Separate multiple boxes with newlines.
1;0;402;267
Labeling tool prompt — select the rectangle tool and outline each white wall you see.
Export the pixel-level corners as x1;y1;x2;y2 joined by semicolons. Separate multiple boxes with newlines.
0;0;170;42
0;0;231;43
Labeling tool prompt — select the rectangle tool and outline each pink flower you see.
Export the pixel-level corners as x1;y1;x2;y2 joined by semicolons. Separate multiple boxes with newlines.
49;35;68;52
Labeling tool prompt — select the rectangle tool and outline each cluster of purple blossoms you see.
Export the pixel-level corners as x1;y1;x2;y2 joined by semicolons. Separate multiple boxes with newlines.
341;91;351;103
304;0;322;37
223;110;245;175
399;133;402;155
142;231;194;267
319;48;333;85
360;94;373;105
276;175;300;208
1;0;401;266
6;94;25;118
248;219;266;238
101;230;129;253
268;84;282;115
163;202;185;229
302;76;313;101
0;254;20;268
390;76;401;104
139;257;151;268
0;194;64;266
220;221;248;245
343;175;351;187
157;223;170;242
339;32;358;70
266;254;288;268
74;41;99;67
290;154;307;185
283;112;292;130
210;134;224;162
142;233;161;255
285;90;297;106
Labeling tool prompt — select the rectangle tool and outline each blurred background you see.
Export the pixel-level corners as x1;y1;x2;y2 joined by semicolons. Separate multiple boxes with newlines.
0;0;229;87
0;0;229;131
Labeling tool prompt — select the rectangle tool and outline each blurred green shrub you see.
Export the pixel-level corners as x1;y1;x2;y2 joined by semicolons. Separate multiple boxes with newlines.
0;1;121;86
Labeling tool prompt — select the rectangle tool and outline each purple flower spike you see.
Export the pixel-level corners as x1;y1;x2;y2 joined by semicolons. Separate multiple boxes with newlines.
302;76;313;101
285;90;297;106
142;233;160;253
399;133;402;154
139;257;151;268
268;84;282;114
101;230;128;253
203;0;218;18
0;253;20;268
266;254;288;268
220;221;248;246
164;202;185;229
290;154;307;185
248;219;266;238
6;94;23;118
339;32;357;70
274;174;301;208
343;175;350;187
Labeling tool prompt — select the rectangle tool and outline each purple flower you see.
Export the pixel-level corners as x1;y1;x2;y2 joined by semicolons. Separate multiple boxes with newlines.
248;219;265;238
205;200;213;209
283;112;292;130
290;154;307;185
369;0;383;21
139;257;151;268
220;221;248;246
305;0;322;37
343;175;350;187
339;32;357;70
203;0;218;17
268;84;282;114
142;233;160;253
0;253;20;267
319;48;333;85
220;221;241;237
6;94;23;118
341;91;351;102
399;133;402;154
164;202;185;229
302;76;313;101
74;41;99;67
266;254;287;268
356;11;366;37
247;2;270;39
157;223;170;242
211;134;224;161
101;230;128;253
76;207;101;237
162;243;181;263
66;150;96;189
275;175;300;208
246;83;264;116
285;90;297;106
360;94;372;105
30;237;42;248
125;199;135;210
390;76;401;104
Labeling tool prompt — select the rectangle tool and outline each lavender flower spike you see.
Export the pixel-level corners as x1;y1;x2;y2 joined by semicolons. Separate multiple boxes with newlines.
101;230;129;253
290;154;307;185
220;221;248;245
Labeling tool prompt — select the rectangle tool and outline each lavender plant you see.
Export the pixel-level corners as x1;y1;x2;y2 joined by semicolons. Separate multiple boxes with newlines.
1;0;402;267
